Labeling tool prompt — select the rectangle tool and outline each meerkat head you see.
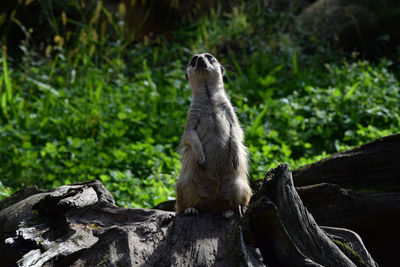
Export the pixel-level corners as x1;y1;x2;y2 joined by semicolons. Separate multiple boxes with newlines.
185;53;225;92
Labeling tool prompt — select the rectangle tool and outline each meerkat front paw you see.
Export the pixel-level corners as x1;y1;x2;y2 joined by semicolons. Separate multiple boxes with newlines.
222;210;234;218
197;158;206;171
232;154;239;170
184;207;199;215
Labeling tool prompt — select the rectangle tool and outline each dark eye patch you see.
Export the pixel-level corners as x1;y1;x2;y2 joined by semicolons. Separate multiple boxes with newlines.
205;54;214;62
189;56;198;67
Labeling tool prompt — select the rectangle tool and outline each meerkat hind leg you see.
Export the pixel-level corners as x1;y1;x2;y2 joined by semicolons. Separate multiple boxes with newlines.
184;207;199;215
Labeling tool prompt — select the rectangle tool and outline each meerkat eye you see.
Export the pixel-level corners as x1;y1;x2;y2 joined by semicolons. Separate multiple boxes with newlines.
205;55;214;63
189;56;198;67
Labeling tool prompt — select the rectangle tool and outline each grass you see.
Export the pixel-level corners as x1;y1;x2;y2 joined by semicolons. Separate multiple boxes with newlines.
0;2;399;208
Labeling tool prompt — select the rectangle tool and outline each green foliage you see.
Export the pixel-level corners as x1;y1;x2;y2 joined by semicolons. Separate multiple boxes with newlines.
0;44;185;207
0;181;14;200
233;56;399;178
0;2;399;207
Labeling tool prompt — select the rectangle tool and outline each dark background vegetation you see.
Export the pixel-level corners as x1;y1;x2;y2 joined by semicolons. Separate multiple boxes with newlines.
0;0;399;207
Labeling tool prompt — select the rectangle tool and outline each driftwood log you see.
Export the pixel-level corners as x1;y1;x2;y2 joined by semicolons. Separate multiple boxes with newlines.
0;165;377;267
293;134;400;191
1;134;399;266
291;134;400;267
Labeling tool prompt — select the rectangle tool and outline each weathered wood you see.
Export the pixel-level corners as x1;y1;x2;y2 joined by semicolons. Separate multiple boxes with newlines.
0;180;264;267
155;181;399;266
298;183;400;267
322;226;376;267
298;183;400;227
293;134;400;190
259;163;371;267
242;194;322;266
0;165;378;267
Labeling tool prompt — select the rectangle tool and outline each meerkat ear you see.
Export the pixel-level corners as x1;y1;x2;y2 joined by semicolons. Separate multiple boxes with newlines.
220;65;225;76
185;71;189;80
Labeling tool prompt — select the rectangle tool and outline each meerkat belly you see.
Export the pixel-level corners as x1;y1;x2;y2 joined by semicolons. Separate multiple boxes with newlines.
197;111;231;173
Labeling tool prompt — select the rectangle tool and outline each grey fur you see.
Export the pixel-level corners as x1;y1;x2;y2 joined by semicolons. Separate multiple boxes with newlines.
175;53;252;215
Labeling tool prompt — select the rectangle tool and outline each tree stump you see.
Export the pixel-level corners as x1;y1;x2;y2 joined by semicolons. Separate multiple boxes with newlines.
291;133;400;267
0;163;378;267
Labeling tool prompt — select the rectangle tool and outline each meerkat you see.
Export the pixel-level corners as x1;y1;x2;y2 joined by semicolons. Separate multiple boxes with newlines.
175;53;252;218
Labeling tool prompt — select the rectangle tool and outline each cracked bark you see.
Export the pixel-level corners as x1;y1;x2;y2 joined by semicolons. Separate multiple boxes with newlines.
0;165;379;267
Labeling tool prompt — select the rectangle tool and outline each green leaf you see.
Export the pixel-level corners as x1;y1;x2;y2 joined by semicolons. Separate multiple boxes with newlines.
344;81;361;100
292;50;298;75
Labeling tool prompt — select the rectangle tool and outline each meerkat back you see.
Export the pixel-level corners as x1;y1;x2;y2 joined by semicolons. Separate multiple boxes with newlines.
175;53;252;217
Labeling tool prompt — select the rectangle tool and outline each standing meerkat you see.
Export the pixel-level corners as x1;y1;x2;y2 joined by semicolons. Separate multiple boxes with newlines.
175;53;252;218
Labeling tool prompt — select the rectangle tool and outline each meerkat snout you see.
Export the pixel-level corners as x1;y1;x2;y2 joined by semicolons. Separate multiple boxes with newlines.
185;53;225;81
196;57;207;69
189;54;213;69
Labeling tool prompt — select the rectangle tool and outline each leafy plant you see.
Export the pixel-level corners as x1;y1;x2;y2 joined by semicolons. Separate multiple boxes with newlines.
0;1;399;207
